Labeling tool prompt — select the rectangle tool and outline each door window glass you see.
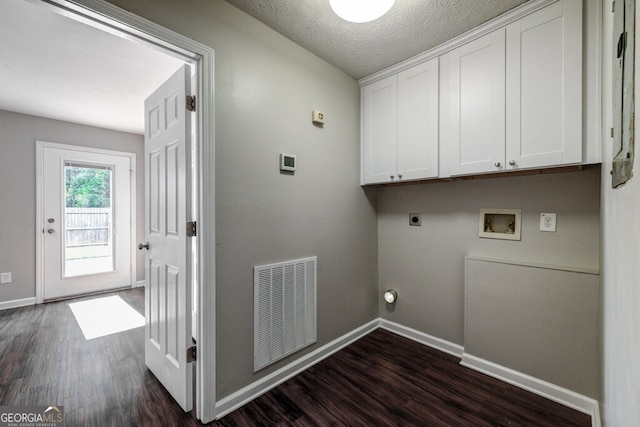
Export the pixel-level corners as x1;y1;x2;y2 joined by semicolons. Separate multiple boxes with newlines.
63;162;115;277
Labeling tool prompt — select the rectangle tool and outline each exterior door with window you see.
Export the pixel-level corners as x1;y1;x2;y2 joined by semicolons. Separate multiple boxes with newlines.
41;144;132;300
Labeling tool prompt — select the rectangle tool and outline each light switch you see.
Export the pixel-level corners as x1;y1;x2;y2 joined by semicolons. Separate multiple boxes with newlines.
0;272;12;284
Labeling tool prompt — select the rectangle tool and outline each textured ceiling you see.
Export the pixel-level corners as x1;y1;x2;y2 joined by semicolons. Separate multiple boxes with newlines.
225;0;529;79
0;0;531;133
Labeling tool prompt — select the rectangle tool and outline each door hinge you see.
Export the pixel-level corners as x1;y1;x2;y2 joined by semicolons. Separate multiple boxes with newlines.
186;95;196;112
187;345;197;362
187;221;197;237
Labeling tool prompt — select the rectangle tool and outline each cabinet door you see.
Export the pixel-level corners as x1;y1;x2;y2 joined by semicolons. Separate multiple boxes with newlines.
362;75;398;184
397;57;439;180
447;29;506;176
505;0;582;169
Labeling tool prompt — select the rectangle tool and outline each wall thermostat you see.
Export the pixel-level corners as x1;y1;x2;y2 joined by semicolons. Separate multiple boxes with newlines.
280;153;296;172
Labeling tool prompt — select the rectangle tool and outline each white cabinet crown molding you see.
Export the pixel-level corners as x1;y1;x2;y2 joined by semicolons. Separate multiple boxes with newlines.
358;0;558;87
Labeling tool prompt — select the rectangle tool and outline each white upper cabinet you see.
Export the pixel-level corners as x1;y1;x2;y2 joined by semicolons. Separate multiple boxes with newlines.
446;0;582;176
361;58;439;184
360;0;588;184
446;30;506;176
397;58;439;181
362;75;397;184
505;0;582;169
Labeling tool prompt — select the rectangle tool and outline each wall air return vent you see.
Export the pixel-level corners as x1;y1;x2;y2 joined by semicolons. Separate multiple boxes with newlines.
254;256;317;372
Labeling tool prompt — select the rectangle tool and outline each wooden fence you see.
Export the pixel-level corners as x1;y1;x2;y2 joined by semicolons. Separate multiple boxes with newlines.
65;207;111;247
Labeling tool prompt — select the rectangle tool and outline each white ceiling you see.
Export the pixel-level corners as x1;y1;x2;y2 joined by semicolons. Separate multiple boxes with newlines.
0;0;529;134
0;0;185;135
224;0;529;79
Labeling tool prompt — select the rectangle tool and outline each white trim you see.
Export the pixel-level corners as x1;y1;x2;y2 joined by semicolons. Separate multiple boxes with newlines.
0;297;36;311
378;318;464;357
194;38;217;425
587;0;603;164
215;319;379;419
32;0;200;61
129;159;137;290
359;0;557;85
36;141;45;304
31;2;216;422
135;280;146;288
215;319;598;424
461;353;601;427
465;254;600;275
35;141;137;303
35;141;135;157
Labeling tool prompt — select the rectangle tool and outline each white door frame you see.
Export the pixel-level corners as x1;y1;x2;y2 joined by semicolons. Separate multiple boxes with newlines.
33;0;216;422
36;141;135;300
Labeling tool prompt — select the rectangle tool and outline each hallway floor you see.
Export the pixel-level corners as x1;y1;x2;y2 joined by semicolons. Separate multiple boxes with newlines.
0;288;200;426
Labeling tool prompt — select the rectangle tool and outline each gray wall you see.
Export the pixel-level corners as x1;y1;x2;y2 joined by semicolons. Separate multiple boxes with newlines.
0;109;145;303
105;0;379;398
465;257;600;398
40;0;606;408
601;3;640;424
378;167;601;347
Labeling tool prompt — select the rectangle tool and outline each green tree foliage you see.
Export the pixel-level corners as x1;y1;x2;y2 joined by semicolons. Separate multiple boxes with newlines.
65;166;111;208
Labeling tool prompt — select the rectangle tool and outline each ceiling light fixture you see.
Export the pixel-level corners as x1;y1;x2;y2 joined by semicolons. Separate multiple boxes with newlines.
329;0;395;23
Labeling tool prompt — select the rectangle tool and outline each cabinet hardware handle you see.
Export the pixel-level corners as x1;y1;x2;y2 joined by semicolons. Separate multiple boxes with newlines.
390;175;395;179
509;160;516;166
398;174;403;178
495;162;501;168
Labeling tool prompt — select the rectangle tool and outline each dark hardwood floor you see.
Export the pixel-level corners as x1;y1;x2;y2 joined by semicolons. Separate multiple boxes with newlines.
0;288;199;426
217;329;591;427
0;289;591;426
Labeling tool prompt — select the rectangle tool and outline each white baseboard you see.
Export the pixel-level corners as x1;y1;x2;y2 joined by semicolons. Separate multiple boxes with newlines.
214;319;599;426
135;280;146;288
0;297;36;311
215;318;379;419
461;353;601;427
378;318;464;358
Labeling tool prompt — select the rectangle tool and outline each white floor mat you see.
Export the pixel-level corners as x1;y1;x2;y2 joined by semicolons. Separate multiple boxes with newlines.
68;295;145;340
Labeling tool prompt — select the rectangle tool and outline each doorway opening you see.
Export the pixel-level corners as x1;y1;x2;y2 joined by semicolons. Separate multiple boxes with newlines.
28;0;216;422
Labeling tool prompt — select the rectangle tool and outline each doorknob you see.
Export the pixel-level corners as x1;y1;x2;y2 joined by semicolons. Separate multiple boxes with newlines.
138;242;150;250
47;228;55;234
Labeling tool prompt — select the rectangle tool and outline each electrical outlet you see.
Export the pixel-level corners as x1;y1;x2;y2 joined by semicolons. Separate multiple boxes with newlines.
0;272;12;284
540;213;557;232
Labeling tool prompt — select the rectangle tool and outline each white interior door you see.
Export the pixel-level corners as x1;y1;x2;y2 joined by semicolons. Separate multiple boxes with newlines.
41;144;132;300
143;64;193;412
